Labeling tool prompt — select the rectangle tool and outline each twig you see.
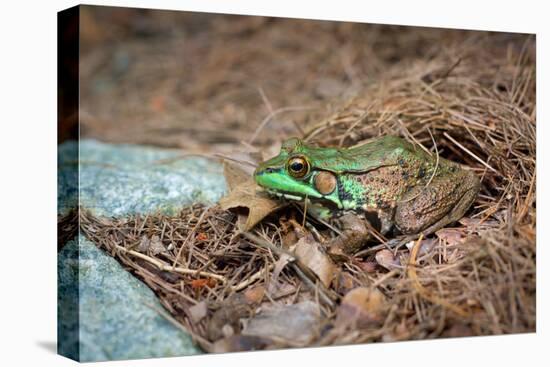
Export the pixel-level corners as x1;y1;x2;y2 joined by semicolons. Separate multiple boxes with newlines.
241;231;296;260
248;106;314;144
241;231;336;308
517;172;535;222
425;127;440;188
232;263;274;292
115;244;227;283
173;208;209;268
371;268;400;288
407;234;469;317
443;132;498;174
258;86;274;113
213;153;258;168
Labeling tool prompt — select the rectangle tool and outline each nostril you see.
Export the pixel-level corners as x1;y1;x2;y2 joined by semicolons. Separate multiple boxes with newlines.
265;168;275;173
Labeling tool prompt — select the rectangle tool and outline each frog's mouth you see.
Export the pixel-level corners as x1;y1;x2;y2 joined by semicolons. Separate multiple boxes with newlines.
264;188;305;202
254;168;323;201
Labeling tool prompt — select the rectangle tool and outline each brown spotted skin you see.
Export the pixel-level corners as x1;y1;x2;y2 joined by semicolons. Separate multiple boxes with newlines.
352;165;417;208
394;166;480;234
339;157;479;237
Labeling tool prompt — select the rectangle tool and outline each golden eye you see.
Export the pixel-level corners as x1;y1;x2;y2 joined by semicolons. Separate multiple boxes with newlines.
287;156;309;178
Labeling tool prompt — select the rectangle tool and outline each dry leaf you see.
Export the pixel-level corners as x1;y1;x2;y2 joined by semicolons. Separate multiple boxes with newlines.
223;161;251;191
356;260;378;273
211;335;271;353
261;141;283;162
375;249;401;270
222;324;235;338
269;283;297;299
207;301;252;341
334;271;358;294
137;235;150;252
267;253;294;294
188;301;208;323
244;286;266;304
137;235;166;255
282;230;299;248
405;238;437;256
436;228;464;246
149;235;166;255
219;162;284;231
393;320;411;340
242;301;321;345
442;323;475;338
293;235;338;288
336;287;388;328
206;287;268;341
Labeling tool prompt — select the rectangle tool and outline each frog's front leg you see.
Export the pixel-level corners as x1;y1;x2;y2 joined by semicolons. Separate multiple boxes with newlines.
394;169;479;236
326;213;371;256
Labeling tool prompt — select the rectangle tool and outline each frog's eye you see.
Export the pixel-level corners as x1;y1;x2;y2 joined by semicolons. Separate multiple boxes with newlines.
287;156;309;178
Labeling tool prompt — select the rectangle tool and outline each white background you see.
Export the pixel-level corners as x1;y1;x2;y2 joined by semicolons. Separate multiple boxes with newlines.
0;0;546;366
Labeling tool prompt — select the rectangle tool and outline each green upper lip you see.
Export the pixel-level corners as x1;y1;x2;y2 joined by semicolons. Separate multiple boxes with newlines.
254;168;322;199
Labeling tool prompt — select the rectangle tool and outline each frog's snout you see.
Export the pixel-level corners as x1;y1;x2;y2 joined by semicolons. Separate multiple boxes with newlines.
254;166;276;177
253;166;266;185
253;166;262;178
254;165;282;190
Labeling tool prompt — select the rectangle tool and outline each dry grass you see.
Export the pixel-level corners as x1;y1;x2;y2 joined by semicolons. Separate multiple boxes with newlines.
73;13;535;353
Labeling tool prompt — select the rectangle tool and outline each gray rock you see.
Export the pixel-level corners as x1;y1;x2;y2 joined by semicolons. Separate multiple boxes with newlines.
58;140;230;361
58;235;201;362
58;139;226;216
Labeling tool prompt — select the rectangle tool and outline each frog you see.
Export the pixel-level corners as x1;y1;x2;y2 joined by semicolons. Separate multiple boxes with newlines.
253;135;480;254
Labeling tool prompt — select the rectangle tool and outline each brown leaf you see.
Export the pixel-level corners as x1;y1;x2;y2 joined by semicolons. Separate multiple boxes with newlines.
137;235;150;252
375;249;401;270
334;272;358;294
269;283;297;299
222;161;251;191
336;287;388;328
244;286;266;304
267;253;294;294
281;230;299;248
442;323;475;338
436;228;464;246
356;260;378;273
211;335;271;353
188;301;208;323
293;235;338;288
207;301;252;341
149;235;167;255
137;235;167;255
405;238;437;256
206;288;267;341
242;301;321;345
383;319;411;342
219;162;284;231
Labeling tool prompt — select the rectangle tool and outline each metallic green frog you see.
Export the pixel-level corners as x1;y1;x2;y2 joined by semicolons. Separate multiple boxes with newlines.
254;136;480;253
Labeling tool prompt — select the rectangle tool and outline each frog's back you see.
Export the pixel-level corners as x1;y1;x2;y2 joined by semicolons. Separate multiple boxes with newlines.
308;135;429;173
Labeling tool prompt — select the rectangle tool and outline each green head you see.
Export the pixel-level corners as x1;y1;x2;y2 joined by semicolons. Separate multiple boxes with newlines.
254;137;343;209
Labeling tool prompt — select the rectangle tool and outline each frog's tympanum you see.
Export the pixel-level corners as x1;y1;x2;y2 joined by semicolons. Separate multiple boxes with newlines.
254;136;480;253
